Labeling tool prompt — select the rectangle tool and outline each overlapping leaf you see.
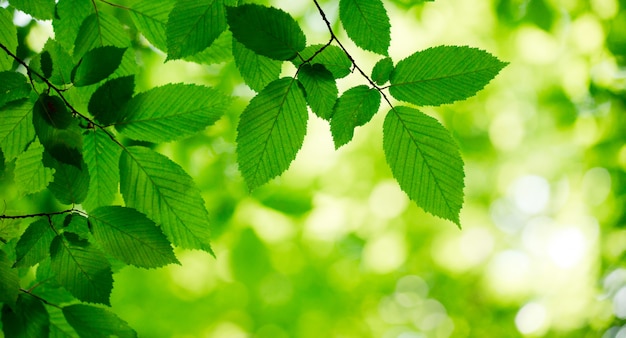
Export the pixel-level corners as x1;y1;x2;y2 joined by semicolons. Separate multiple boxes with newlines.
88;76;135;126
383;106;464;224
389;46;508;106
14;139;54;196
330;85;380;148
28;40;74;86
0;250;19;307
50;233;113;305
119;146;213;253
237;77;308;190
73;12;130;59
1;294;49;337
53;0;94;53
71;46;126;87
48;160;90;205
0;72;30;108
0;99;35;161
233;39;282;92
294;45;353;79
166;0;232;60
115;84;230;143
90;206;179;268
298;64;338;120
371;57;394;85
14;218;56;268
0;8;17;71
82;129;121;211
128;0;175;51
227;4;306;60
10;0;55;20
339;0;391;55
63;304;137;338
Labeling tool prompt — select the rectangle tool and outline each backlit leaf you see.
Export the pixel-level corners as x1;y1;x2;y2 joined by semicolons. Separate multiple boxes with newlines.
166;0;231;60
0;8;17;71
82;129;121;211
227;4;306;60
115;83;230;143
0;99;35;161
119;146;213;253
1;294;49;337
50;233;113;305
48;160;90;205
0;71;31;108
0;250;19;307
10;0;55;20
184;30;233;65
389;46;508;106
53;0;93;53
63;304;137;338
88;76;135;126
71;46;126;87
339;0;391;55
237;77;308;190
383;106;464;224
14;218;56;268
298;64;338;120
330;85;380;148
233;39;281;92
371;57;394;85
14;139;54;196
128;0;175;51
294;45;352;79
73;12;130;59
34;94;72;129
90;206;178;268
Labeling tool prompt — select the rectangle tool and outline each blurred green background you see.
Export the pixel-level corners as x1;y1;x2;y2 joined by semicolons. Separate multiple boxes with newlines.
3;0;626;336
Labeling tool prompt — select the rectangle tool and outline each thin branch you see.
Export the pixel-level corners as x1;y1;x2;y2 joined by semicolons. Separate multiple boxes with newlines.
98;0;131;11
20;289;62;309
0;209;75;220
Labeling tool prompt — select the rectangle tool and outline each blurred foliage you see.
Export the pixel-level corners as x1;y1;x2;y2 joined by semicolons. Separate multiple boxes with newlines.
3;0;626;336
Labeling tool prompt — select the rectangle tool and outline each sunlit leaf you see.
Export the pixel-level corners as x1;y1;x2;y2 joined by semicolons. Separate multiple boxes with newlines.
0;71;31;108
383;106;464;224
166;0;231;60
237;77;308;190
389;46;507;106
73;12;130;59
1;294;49;337
34;115;83;168
14;218;56;268
294;44;352;79
339;0;391;55
47;306;79;338
29;39;74;86
0;8;17;71
128;0;175;51
115;83;230;143
371;57;394;85
227;4;306;60
330;85;380;148
88;76;135;126
184;30;233;65
298;63;338;120
119;146;213;254
10;0;55;20
63;304;137;338
233;39;281;92
71;46;126;87
0;250;19;307
48;160;90;205
0;99;35;161
14;139;54;196
50;233;113;305
82;129;121;211
53;0;93;53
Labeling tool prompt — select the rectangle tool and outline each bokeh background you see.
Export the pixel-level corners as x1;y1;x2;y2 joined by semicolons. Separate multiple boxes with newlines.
3;0;626;336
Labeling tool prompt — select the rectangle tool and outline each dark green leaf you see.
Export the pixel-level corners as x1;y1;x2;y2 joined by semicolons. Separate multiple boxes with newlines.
166;0;231;60
237;77;308;190
82;129;121;211
227;4;306;60
10;0;55;20
0;71;31;108
0;99;35;161
14;219;55;268
371;57;394;85
88;76;135;126
1;294;49;338
63;214;91;240
119;146;213;253
73;12;130;59
293;44;352;79
50;233;113;305
48;160;90;205
0;8;18;71
232;39;282;92
128;0;176;51
53;0;94;54
0;250;19;307
383;106;464;224
63;304;137;338
330;85;380;148
71;46;126;87
389;46;508;106
298;64;338;120
34;94;73;129
47;306;79;338
29;39;74;86
339;0;391;55
14;139;54;196
34;115;83;168
90;206;179;268
115;83;230;143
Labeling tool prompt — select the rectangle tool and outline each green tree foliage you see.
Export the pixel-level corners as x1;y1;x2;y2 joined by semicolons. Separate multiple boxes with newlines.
0;0;507;336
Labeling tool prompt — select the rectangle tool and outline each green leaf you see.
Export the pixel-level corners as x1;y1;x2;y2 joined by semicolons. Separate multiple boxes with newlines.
63;304;137;338
371;57;394;85
183;30;233;65
88;76;135;126
389;46;508;106
0;250;19;307
48;160;90;205
166;0;231;60
50;233;113;305
1;294;50;337
128;0;176;51
14;218;56;268
14;139;54;196
294;44;352;79
0;99;35;161
227;4;306;60
339;0;391;55
0;72;31;108
29;40;74;86
71;46;126;87
82;129;121;211
0;8;18;71
237;77;308;190
73;12;130;59
232;38;282;92
0;218;21;244
119;146;213;253
90;206;178;268
34;94;73;129
47;306;79;338
53;0;94;54
34;115;83;168
330;85;381;148
298;64;338;120
9;0;55;20
63;214;90;240
383;106;464;224
115;83;230;143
